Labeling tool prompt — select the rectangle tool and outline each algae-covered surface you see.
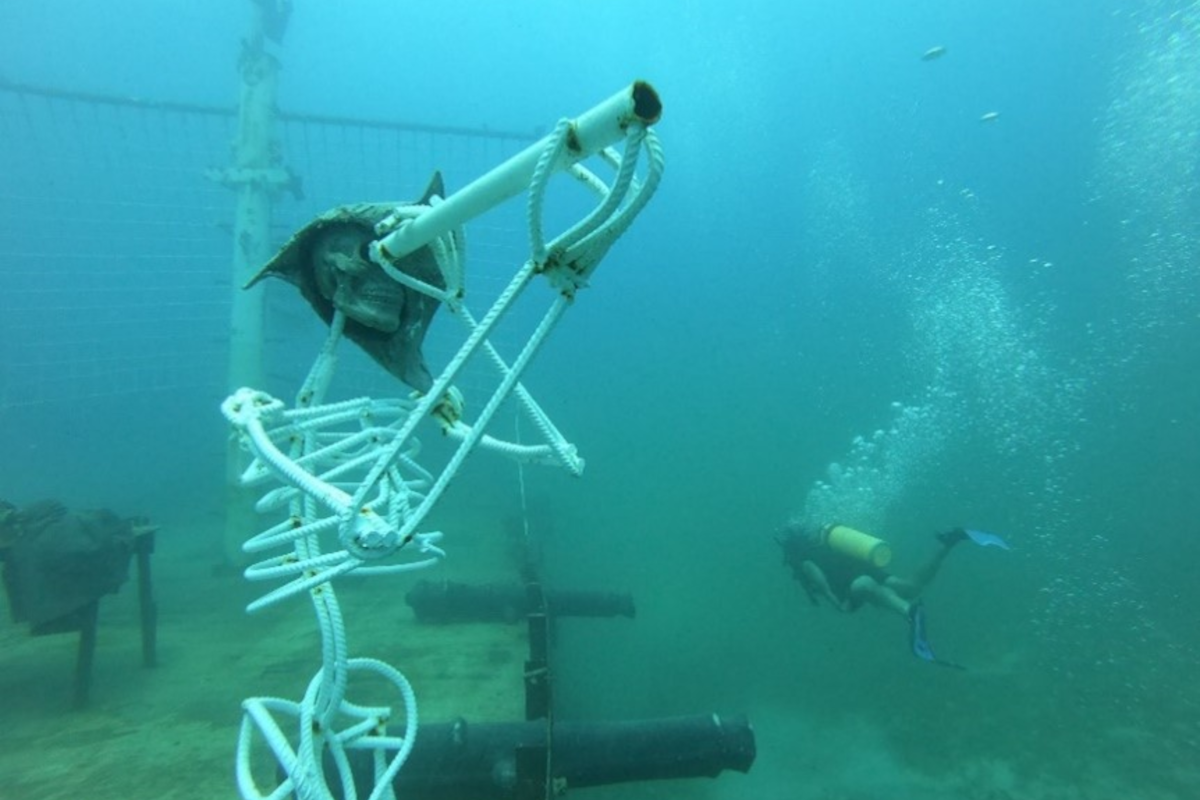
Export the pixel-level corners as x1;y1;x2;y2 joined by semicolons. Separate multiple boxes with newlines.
0;514;526;800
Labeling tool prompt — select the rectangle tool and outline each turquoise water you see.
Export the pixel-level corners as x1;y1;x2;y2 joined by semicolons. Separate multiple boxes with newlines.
1;1;1198;798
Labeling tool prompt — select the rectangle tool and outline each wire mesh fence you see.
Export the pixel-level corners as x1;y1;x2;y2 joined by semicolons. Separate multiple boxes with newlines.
0;82;534;408
0;87;235;408
0;82;537;507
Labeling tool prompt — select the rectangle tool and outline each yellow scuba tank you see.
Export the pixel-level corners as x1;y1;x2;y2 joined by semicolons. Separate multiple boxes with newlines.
823;524;892;568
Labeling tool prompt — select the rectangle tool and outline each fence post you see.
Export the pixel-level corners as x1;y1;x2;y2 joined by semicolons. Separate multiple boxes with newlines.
221;0;290;565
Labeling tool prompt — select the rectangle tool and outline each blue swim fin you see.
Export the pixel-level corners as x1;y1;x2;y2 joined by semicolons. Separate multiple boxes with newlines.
963;529;1011;550
909;602;935;661
909;602;967;670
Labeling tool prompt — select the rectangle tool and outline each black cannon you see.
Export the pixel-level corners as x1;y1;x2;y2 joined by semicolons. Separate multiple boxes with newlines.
405;580;635;623
328;713;756;800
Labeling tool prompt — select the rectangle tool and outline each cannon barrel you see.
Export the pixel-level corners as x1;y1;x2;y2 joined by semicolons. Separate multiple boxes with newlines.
405;580;635;623
332;713;755;799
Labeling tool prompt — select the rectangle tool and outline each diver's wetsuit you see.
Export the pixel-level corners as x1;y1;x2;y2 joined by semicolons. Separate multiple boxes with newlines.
779;524;890;611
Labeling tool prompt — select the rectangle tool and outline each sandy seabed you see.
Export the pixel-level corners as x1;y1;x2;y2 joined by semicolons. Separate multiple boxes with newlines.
0;516;527;800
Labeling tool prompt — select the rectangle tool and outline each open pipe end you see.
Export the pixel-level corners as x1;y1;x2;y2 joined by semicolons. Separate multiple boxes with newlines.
631;80;663;125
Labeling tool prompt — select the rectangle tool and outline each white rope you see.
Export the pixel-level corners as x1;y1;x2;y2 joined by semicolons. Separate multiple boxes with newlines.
223;113;663;800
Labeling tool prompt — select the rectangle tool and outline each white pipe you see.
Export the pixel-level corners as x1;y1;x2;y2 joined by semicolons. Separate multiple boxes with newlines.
371;80;662;263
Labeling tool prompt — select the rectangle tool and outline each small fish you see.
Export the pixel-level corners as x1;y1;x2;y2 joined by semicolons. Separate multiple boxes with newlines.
979;111;1000;123
921;45;947;61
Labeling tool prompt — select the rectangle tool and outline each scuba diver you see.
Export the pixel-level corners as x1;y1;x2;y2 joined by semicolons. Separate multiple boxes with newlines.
777;522;1009;668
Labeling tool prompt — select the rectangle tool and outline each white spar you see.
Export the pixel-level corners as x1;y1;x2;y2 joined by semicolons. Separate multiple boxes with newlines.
370;80;662;264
